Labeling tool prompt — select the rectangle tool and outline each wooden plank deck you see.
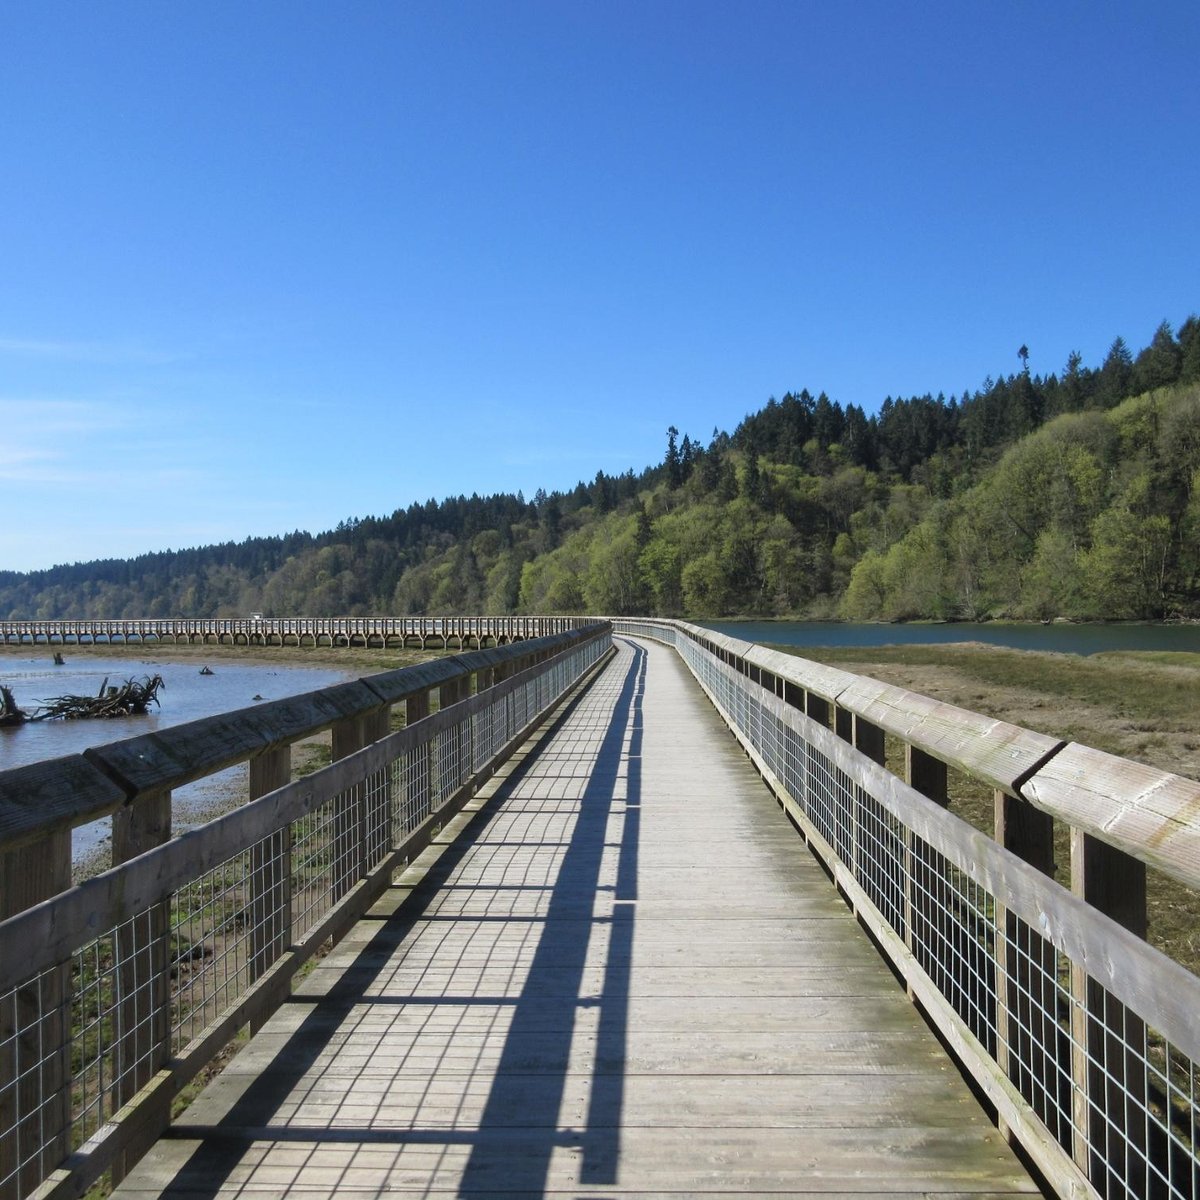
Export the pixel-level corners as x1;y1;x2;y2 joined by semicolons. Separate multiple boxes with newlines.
114;637;1040;1198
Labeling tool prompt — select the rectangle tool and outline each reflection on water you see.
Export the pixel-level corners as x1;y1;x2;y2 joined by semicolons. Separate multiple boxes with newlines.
0;652;355;862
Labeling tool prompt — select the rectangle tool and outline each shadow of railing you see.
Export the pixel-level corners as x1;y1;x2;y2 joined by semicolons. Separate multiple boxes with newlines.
459;637;645;1192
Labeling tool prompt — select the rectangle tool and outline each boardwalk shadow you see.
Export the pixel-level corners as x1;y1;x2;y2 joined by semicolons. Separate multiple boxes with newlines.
459;638;644;1194
159;640;645;1198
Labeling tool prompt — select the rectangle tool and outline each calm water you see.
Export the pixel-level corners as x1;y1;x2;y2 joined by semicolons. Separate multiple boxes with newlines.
0;652;356;861
700;620;1200;656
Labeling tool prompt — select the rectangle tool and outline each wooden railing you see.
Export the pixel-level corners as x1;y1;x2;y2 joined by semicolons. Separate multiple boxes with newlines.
613;618;1200;1200
0;615;590;650
0;623;613;1200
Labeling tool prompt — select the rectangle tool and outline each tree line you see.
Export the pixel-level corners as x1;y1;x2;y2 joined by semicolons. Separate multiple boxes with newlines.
1;315;1197;623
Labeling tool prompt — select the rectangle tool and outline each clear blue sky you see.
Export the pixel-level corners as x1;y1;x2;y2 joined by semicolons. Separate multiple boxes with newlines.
2;2;1197;572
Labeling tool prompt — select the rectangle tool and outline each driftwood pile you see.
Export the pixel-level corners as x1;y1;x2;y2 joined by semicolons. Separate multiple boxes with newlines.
0;675;165;724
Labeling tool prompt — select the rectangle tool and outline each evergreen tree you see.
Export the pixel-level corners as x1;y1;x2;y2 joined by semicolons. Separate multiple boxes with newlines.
1179;316;1200;384
1097;336;1133;407
1132;320;1182;393
664;426;682;488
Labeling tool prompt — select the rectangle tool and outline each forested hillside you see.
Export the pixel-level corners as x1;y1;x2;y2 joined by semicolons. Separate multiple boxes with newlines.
3;317;1198;622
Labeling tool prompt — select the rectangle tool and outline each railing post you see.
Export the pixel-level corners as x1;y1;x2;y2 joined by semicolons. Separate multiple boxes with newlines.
248;746;292;1010
904;746;948;1003
1070;830;1148;1193
993;792;1056;1145
805;693;831;728
833;704;853;744
852;715;884;765
849;716;885;894
110;790;172;1184
0;831;72;1200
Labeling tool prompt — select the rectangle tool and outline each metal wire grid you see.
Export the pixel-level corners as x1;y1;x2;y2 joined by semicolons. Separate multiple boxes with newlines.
1154;1036;1200;1200
1;961;69;1198
432;724;463;811
290;792;345;944
906;840;997;1048
1071;986;1200;1200
470;693;500;773
170;846;258;1046
999;917;1074;1144
393;742;431;843
363;763;392;873
854;790;907;937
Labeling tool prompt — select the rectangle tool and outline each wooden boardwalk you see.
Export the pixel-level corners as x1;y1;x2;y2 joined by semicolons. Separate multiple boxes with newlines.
115;638;1040;1198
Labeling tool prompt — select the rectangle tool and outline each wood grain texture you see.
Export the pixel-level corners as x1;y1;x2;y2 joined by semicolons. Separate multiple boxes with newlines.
0;755;125;849
1025;741;1200;889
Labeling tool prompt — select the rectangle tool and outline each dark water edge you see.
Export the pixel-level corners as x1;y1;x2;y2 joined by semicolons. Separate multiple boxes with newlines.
698;619;1200;656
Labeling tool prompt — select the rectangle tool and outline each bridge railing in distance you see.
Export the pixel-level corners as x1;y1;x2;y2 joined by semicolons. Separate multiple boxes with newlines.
0;615;592;650
611;617;1200;1200
0;622;613;1200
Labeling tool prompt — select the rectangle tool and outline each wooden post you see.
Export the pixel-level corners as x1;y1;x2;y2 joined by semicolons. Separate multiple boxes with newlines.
846;716;885;896
904;746;949;1002
853;715;885;766
248;746;291;997
834;704;853;744
111;790;172;1184
805;694;831;728
907;745;948;804
0;831;72;1200
993;792;1056;1145
1070;830;1148;1192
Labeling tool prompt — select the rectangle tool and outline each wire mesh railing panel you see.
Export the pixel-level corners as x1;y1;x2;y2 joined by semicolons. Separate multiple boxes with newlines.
171;846;258;1046
1000;914;1074;1147
1152;1032;1200;1200
290;794;342;944
5;909;169;1195
392;745;426;845
1071;986;1200;1200
855;789;906;939
805;742;837;849
363;763;392;873
1;961;70;1198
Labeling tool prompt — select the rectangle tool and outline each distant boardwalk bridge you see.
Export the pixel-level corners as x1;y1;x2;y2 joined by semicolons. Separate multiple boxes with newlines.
0;615;588;650
1;616;1198;1199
